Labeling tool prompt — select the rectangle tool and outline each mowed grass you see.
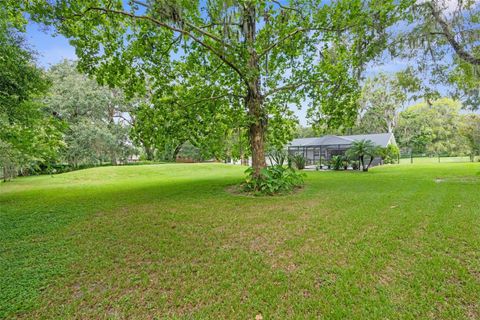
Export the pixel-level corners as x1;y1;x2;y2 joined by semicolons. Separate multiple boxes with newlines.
1;163;479;319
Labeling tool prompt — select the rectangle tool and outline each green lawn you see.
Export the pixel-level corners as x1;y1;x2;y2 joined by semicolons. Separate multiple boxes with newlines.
1;163;479;319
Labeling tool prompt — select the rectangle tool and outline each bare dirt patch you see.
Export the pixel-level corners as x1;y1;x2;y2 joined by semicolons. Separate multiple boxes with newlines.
224;184;304;197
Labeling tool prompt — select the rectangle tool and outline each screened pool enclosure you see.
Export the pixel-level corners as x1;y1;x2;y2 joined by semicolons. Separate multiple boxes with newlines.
287;133;396;166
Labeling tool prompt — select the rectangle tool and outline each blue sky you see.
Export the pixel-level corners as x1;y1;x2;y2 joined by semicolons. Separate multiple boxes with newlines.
27;21;77;67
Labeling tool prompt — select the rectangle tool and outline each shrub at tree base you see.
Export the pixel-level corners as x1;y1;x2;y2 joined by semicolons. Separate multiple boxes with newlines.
243;165;305;196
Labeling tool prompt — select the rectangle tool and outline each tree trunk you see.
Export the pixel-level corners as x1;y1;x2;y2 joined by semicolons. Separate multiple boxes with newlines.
244;4;267;178
365;156;374;171
172;142;184;162
247;88;266;177
144;145;154;161
111;153;117;165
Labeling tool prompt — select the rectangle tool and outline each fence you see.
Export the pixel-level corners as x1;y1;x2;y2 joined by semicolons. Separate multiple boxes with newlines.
399;153;478;164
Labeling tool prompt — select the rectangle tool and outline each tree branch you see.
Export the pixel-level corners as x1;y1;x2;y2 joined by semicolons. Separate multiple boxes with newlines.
264;80;314;97
76;7;247;82
270;0;306;19
114;113;133;125
259;28;304;58
181;93;244;108
183;21;234;49
259;23;359;58
200;21;242;29
132;0;233;49
426;2;480;65
132;0;148;8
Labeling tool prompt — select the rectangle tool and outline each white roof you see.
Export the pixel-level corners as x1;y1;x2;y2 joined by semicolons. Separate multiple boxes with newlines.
288;133;395;148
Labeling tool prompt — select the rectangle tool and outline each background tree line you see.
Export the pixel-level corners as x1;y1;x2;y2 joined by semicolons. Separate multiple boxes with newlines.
295;71;480;161
0;55;256;180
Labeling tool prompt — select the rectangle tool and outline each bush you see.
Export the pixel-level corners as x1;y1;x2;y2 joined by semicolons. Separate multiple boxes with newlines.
351;161;359;170
379;144;400;164
330;155;343;170
290;154;306;170
243;165;305;195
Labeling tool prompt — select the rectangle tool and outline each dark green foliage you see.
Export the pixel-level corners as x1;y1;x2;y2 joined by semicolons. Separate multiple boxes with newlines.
378;144;400;164
0;28;62;180
459;114;480;161
330;155;344;171
395;99;470;156
243;165;304;195
351;161;360;170
176;142;204;162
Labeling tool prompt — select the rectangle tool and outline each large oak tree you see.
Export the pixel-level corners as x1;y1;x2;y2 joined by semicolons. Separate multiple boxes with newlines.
26;0;411;176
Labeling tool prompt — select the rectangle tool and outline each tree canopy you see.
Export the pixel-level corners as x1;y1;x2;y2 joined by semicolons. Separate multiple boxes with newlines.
398;0;480;109
24;0;412;176
45;60;137;167
357;70;420;134
0;26;62;180
395;98;471;156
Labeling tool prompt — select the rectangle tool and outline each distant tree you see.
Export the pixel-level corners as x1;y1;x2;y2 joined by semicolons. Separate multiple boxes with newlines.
459;114;480;161
0;27;62;180
395;98;470;156
378;144;400;164
130;84;247;162
130;99;188;162
45;61;136;166
357;70;420;134
294;126;316;138
295;124;350;138
176;142;204;162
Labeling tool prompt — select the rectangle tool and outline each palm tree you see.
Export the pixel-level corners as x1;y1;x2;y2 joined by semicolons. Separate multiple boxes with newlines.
346;139;378;172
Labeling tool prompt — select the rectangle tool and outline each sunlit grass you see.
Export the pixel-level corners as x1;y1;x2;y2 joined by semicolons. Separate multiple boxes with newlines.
1;163;479;319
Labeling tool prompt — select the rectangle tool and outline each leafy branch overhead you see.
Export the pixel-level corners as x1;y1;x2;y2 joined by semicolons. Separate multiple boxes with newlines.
25;0;412;176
